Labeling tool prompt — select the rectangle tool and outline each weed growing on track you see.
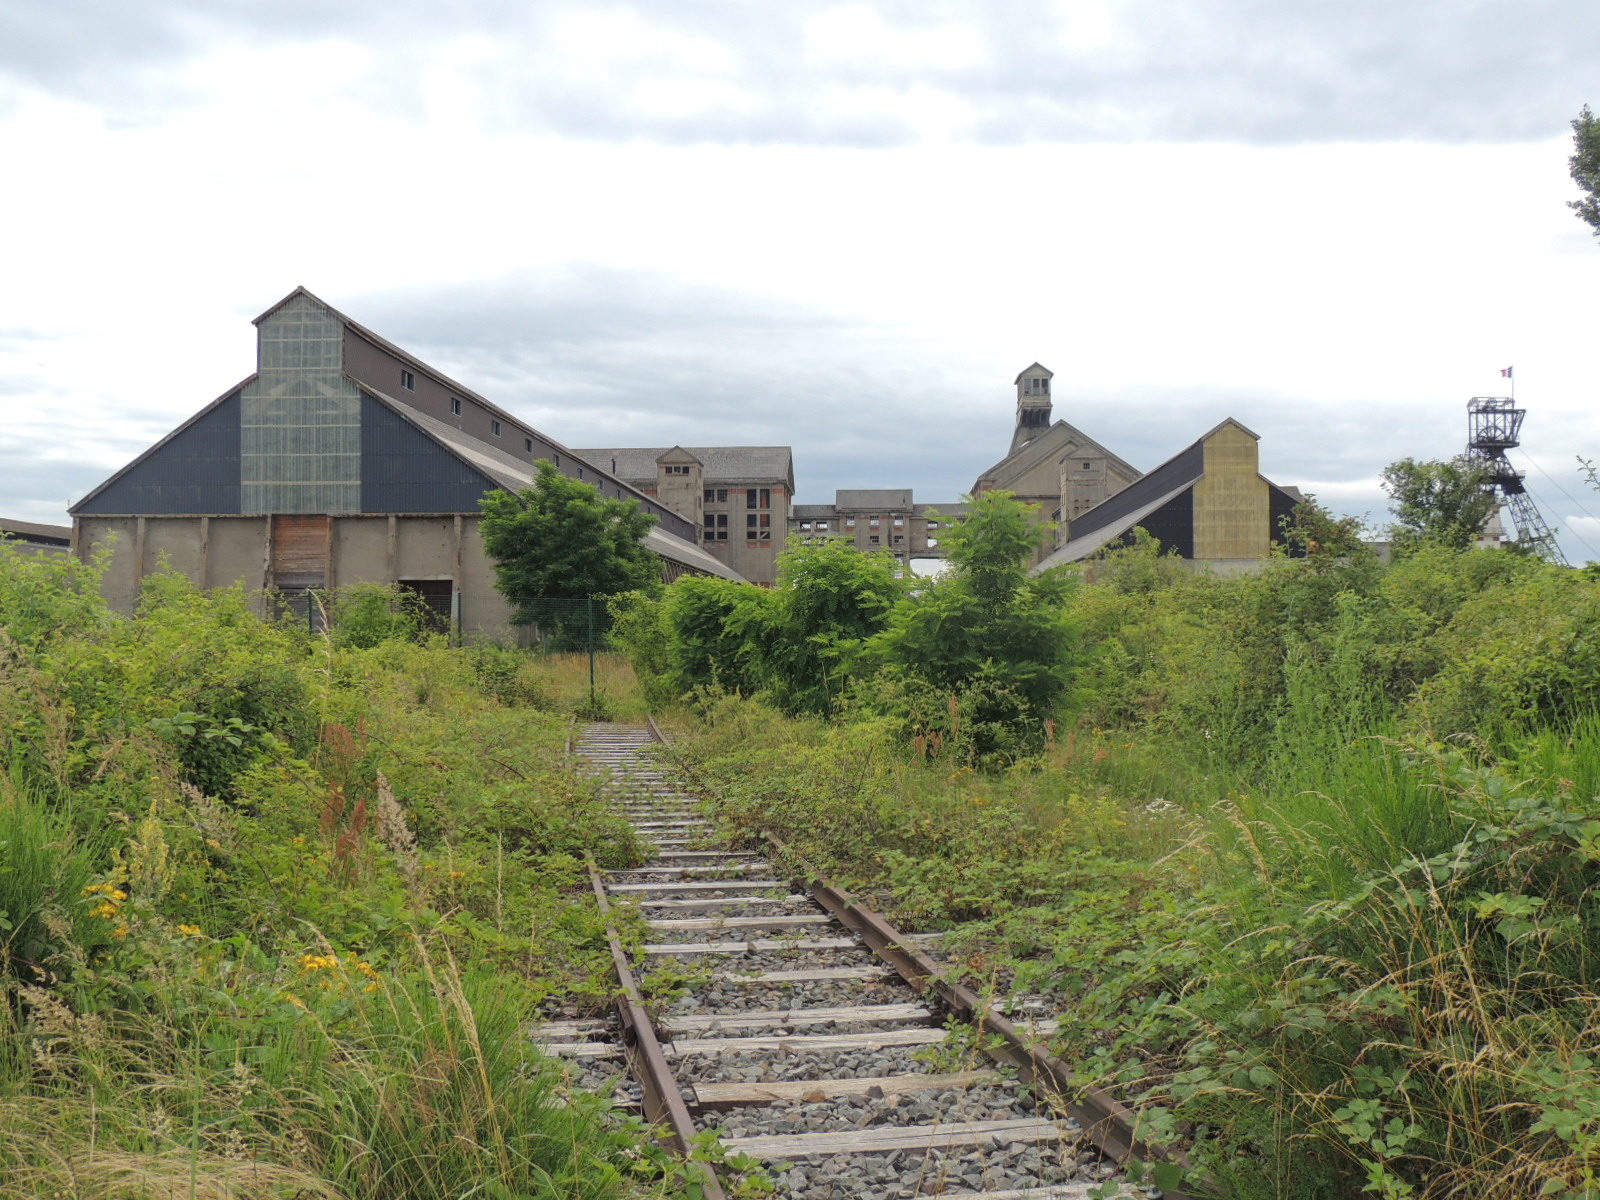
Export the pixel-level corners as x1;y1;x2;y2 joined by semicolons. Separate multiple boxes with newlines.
651;531;1600;1199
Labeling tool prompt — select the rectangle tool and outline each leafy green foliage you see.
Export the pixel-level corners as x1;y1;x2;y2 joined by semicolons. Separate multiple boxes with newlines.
1571;103;1600;238
862;491;1077;761
479;460;661;623
1381;455;1496;554
0;543;683;1196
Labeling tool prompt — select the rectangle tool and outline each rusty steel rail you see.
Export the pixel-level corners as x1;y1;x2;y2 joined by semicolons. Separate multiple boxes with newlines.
642;719;1209;1197
760;831;1214;1200
584;854;727;1200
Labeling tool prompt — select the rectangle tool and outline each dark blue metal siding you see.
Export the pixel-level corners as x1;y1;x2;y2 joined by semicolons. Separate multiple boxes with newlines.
1270;485;1305;556
1102;488;1195;559
1068;440;1205;542
360;393;499;513
75;392;242;514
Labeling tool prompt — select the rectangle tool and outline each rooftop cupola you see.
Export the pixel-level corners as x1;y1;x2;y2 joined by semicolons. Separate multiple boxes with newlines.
1011;362;1053;455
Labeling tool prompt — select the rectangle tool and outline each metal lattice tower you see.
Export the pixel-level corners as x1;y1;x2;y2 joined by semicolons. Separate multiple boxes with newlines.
1465;397;1568;565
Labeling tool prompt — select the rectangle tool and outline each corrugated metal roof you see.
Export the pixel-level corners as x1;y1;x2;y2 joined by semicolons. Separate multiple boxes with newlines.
365;393;741;581
0;518;71;545
1031;481;1196;573
836;488;913;509
573;447;794;488
974;419;1142;492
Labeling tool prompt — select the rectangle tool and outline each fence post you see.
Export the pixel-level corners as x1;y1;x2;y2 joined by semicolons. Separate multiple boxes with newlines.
587;596;596;708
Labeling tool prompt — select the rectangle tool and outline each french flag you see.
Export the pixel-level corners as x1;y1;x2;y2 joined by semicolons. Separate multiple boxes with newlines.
1501;366;1514;378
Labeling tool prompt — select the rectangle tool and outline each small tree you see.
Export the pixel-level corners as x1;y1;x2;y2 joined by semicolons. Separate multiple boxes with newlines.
864;490;1077;763
1571;104;1600;239
762;539;908;715
1381;456;1497;554
478;460;661;627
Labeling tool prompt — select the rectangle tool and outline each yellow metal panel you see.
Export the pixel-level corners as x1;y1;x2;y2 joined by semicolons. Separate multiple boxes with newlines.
1192;424;1268;560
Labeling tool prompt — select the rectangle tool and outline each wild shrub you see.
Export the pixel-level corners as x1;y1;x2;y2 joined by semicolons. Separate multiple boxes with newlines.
327;581;437;649
861;491;1077;761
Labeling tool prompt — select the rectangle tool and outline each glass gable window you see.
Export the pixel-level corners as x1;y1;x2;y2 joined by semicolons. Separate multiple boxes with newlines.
241;294;360;514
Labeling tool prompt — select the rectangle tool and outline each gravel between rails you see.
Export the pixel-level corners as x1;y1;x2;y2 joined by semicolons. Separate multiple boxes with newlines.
569;724;1128;1200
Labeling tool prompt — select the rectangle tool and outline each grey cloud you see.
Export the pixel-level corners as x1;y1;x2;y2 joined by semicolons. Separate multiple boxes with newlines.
337;271;1445;512
4;1;1595;145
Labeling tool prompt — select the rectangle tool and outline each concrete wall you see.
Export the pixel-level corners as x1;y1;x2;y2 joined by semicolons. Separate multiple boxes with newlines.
75;513;520;642
1192;424;1270;561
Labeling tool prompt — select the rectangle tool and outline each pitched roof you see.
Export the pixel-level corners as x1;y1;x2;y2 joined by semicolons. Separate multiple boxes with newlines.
573;447;794;489
1030;418;1273;574
836;488;913;509
1013;362;1053;384
361;392;742;582
974;419;1141;493
0;518;72;546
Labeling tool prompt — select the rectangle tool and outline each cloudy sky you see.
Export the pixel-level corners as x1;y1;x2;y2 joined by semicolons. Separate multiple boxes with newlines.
3;1;1599;559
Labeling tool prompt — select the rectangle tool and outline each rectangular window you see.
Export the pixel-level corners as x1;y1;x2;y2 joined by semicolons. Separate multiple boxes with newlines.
525;437;534;452
928;521;940;530
704;488;716;502
746;489;758;509
553;453;561;467
869;535;880;545
845;518;856;530
577;468;584;480
759;488;771;509
800;521;812;532
717;489;727;502
893;516;904;528
450;397;462;415
747;513;758;531
491;419;502;437
401;369;416;391
817;521;829;532
869;516;881;528
665;465;690;476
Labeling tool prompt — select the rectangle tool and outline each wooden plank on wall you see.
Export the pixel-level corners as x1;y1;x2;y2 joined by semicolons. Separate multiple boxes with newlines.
271;514;331;588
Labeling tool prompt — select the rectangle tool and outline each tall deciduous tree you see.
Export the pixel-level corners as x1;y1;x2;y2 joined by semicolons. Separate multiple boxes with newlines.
478;460;660;624
1381;456;1497;554
1571;104;1600;239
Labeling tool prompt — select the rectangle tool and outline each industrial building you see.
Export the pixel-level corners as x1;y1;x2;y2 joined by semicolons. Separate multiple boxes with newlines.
1032;418;1303;575
569;446;796;585
71;288;738;640
971;363;1302;575
790;490;967;565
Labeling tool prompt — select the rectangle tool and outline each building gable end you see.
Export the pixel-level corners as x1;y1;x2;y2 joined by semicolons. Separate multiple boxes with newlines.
360;393;504;513
73;390;244;515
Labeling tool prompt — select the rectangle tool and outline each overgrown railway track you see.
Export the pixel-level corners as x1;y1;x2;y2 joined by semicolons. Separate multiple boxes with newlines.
550;722;1197;1200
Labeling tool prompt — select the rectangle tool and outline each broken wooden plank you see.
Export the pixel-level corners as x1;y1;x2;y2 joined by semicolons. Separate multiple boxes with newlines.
667;1026;946;1057
664;1002;930;1033
646;914;831;933
644;937;856;955
690;1069;1000;1108
720;1116;1065;1158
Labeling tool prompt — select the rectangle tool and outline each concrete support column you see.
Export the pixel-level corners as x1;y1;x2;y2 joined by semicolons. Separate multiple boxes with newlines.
133;517;147;590
199;516;210;589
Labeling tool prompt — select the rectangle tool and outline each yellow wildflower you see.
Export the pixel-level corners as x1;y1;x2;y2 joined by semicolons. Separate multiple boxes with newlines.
177;924;203;936
90;902;120;919
112;925;129;939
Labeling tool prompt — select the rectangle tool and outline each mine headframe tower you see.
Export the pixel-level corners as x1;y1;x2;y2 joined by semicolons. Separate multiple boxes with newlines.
1466;396;1568;565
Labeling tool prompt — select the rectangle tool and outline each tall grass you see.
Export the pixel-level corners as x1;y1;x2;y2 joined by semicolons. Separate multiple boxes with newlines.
1;933;638;1200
